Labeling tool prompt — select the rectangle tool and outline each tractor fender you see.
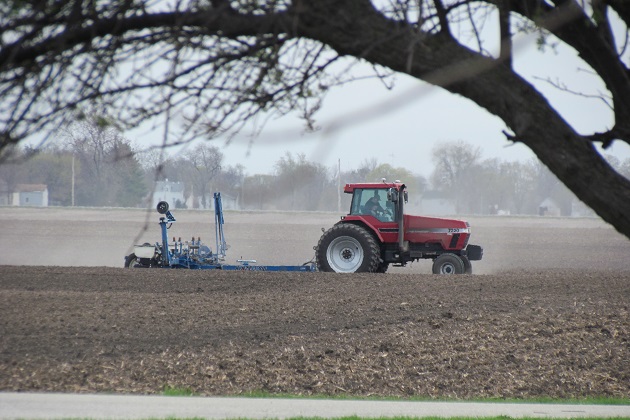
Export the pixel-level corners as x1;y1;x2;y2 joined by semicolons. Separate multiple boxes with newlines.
336;219;385;245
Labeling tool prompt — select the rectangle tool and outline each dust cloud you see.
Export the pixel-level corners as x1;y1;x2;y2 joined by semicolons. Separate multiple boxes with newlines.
1;207;629;274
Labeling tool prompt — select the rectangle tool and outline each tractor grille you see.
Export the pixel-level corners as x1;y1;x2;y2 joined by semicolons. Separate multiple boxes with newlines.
449;234;460;248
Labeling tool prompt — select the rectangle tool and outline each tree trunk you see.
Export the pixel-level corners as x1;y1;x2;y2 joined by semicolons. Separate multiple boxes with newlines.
293;1;630;238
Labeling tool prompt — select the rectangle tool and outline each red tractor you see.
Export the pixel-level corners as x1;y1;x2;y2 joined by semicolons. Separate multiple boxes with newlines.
315;181;483;274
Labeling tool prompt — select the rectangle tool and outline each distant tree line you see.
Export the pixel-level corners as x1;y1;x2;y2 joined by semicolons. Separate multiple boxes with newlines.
2;118;629;215
0;116;147;207
429;140;630;216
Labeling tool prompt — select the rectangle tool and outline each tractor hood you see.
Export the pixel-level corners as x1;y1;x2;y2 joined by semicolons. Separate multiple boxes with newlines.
404;214;470;233
403;214;471;251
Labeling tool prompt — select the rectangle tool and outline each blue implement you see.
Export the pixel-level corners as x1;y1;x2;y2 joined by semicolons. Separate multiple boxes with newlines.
125;193;316;272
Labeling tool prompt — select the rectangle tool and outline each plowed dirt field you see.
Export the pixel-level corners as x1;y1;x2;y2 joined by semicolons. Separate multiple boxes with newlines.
0;207;629;399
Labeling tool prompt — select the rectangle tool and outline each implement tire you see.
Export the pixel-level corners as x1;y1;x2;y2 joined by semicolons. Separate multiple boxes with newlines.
124;253;139;268
316;224;380;273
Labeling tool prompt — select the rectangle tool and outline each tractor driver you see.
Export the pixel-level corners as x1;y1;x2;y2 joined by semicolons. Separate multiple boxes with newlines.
364;190;385;216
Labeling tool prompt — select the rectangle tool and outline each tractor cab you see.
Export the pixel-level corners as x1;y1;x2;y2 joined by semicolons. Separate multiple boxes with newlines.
346;182;407;223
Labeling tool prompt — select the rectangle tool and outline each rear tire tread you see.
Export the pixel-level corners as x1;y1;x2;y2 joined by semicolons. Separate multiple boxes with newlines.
316;224;380;273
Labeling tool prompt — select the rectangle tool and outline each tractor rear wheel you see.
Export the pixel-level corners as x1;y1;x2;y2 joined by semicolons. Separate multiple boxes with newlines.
375;262;389;273
432;253;466;275
316;224;380;273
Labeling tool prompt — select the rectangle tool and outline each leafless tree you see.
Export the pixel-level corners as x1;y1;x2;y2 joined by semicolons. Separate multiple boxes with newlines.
183;144;223;208
1;1;630;237
242;173;275;210
64;115;145;206
274;152;329;210
431;140;482;212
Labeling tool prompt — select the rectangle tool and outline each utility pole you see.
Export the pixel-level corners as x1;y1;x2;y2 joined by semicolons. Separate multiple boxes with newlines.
71;153;75;207
337;159;341;213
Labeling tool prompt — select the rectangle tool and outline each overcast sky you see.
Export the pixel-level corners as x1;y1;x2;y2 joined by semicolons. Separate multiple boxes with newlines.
153;29;629;179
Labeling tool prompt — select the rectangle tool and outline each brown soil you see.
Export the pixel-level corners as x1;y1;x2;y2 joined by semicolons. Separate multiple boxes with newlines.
0;208;629;399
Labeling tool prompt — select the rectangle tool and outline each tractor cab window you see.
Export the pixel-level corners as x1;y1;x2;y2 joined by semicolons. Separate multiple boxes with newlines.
350;188;396;222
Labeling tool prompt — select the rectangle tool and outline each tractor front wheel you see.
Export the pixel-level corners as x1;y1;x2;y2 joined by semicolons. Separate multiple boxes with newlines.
461;255;473;274
316;224;380;273
432;253;466;275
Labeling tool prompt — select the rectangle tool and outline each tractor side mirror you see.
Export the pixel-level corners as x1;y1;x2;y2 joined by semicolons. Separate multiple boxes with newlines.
404;191;408;203
387;188;398;202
